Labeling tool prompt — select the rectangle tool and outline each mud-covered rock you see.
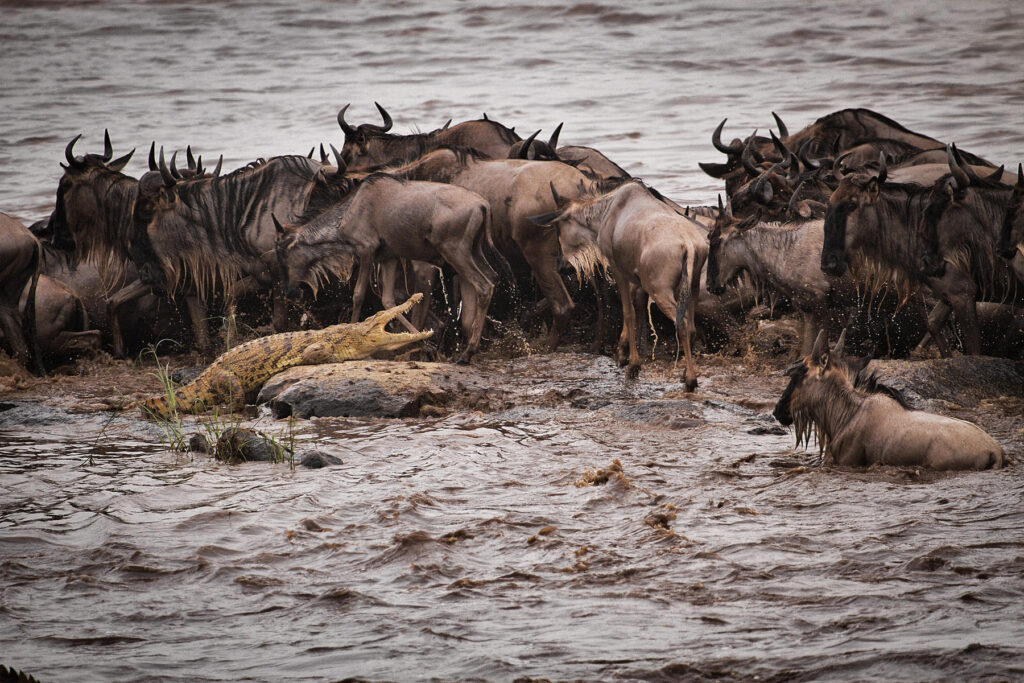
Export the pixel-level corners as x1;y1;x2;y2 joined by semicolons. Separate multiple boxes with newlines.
299;451;343;468
868;356;1024;408
258;360;501;419
214;427;284;463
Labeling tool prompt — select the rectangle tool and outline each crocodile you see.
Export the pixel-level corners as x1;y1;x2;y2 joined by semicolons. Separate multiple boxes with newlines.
140;294;432;418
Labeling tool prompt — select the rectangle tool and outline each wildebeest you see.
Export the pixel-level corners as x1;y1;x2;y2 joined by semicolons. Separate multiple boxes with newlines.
0;213;42;373
20;274;101;362
820;154;997;355
274;173;496;362
773;330;1004;470
129;150;326;352
379;146;596;349
530;180;708;390
337;103;522;169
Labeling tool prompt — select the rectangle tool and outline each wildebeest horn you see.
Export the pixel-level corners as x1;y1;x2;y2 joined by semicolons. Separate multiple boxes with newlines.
108;147;135;172
876;151;887;184
64;134;83;168
798;140;821;170
753;172;774;205
786;180;806;217
195;155;204;175
330;143;347;174
519;130;541;159
102;129;113;161
337;104;355;136
832;328;847;358
169;151;182;179
374;102;393;132
772;112;789;139
442;119;452;130
319;143;329;164
712;118;742;155
832;151;854;182
158;147;176;187
307;147;315;159
985;165;1005;183
945;143;970;189
741;131;761;176
212;155;223;177
810;329;827;365
549;181;566;207
699;161;735;178
1017;162;1023;188
148;142;158;171
548;122;563;150
186;145;196;170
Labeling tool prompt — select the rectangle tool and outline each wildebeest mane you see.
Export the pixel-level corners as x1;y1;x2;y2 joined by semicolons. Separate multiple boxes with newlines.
62;169;139;283
854;370;913;410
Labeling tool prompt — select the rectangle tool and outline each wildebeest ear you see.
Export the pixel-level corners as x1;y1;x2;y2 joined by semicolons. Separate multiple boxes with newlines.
810;329;828;365
866;177;879;201
827;328;847;368
528;210;562;227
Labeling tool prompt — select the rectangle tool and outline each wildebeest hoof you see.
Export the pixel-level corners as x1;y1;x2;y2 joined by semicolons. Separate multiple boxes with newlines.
626;364;640;380
685;378;698;393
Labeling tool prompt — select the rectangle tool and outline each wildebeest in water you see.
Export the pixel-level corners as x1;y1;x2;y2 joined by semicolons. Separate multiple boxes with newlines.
773;330;1004;470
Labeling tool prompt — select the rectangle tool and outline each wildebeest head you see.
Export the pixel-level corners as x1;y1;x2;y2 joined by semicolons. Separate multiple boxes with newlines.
49;131;136;261
772;330;870;430
273;213;356;299
821;153;890;276
998;163;1024;260
337;102;395;166
528;181;606;280
506;125;564;162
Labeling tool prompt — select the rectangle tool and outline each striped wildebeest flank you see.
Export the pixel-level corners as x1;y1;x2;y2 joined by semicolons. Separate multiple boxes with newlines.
274;173;497;364
129;149;325;353
0;212;42;374
530;180;708;390
336;102;523;170
773;330;1004;470
378;146;597;350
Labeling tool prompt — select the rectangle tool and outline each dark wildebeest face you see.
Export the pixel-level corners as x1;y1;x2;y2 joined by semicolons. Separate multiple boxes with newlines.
998;164;1024;259
49;132;135;256
772;359;809;427
336;102;395;167
772;330;870;427
821;156;888;276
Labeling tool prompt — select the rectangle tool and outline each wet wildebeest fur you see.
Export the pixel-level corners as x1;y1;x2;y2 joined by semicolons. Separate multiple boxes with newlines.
0;213;42;373
773;330;1004;470
531;180;708;390
275;173;496;363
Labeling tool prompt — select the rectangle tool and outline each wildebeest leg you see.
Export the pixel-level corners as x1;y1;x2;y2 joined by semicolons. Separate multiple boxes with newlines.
518;241;573;350
0;306;31;368
922;300;953;357
350;256;375;324
611;267;641;378
184;296;212;355
107;278;152;358
408;262;436;331
591;275;607;355
378;260;420;334
632;286;650;361
678;263;702;392
439;249;494;365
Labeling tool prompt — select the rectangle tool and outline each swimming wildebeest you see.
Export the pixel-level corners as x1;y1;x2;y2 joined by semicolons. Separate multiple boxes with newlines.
530;180;708;390
274;173;496;363
773;330;1004;470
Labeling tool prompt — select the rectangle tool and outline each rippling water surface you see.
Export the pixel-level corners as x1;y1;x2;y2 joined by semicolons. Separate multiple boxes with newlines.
3;1;1024;680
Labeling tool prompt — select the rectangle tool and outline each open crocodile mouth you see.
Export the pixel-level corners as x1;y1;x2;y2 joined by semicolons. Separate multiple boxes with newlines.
366;293;434;344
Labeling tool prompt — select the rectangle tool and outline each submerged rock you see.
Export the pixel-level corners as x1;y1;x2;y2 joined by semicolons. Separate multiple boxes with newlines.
214;427;285;463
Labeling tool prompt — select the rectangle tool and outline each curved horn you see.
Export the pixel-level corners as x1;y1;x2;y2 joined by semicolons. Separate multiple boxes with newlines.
876;151;887;184
158;147;176;187
798;140;821;170
945;143;970;189
374;102;393;132
64;134;83;168
771;112;789;139
984;165;1005;183
519;130;541;159
330;143;347;174
108;147;135;172
549;181;565;207
102;129;113;161
741;131;761;176
786;180;807;217
547;122;563;150
337;104;355;136
169;151;182;179
753;171;774;205
186;145;196;170
148;142;158;171
212;154;223;177
832;328;847;357
810;329;828;365
712;118;741;155
833;151;853;182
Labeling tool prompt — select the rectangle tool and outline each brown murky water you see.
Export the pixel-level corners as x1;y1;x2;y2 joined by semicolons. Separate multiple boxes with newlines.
3;0;1024;680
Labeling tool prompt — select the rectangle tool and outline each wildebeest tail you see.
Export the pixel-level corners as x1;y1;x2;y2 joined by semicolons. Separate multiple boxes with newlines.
478;205;517;300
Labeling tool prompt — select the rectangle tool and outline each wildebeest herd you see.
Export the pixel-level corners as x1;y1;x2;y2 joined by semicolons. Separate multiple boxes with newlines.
2;105;1018;469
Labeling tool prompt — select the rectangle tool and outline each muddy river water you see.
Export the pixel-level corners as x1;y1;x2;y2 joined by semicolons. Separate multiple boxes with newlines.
3;0;1024;680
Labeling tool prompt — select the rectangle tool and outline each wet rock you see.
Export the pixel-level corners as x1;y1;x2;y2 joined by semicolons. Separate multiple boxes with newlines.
0;400;70;427
188;433;210;453
171;366;204;385
258;360;500;419
299;451;343;469
868;357;1024;408
214;427;283;463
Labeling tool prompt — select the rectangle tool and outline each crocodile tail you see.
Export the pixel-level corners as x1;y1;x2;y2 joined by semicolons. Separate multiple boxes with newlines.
139;382;208;419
